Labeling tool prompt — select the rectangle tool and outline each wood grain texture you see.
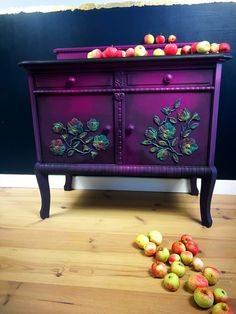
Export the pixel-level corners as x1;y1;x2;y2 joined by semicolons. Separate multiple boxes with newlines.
0;188;236;313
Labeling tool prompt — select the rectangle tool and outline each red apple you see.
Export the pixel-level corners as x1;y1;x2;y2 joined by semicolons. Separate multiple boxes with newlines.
180;234;193;245
116;50;126;58
144;242;157;256
151;261;168;278
171;241;186;254
125;48;135;57
185;240;199;256
144;33;155;44
168;253;181;264
193;287;214;309
187;273;209;292
156;34;165;44
103;46;118;58
168;34;177;43
181;45;192;54
164;43;178;55
191;42;198;54
219;42;231;53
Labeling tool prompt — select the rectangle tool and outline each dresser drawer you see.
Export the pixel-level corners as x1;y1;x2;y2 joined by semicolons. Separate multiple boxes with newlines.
34;71;113;89
127;69;214;87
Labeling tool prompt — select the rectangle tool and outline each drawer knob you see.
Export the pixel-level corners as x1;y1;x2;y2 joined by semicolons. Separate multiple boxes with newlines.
66;76;76;87
102;125;112;135
125;124;135;135
163;73;173;84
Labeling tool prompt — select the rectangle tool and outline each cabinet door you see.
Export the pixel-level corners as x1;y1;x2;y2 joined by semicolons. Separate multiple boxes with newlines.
36;94;114;163
124;92;212;166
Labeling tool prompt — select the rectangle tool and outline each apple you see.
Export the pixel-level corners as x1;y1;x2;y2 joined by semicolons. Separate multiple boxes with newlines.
176;48;182;55
163;273;180;291
180;251;193;266
171;241;186;255
164;43;178;56
170;261;186;277
210;43;220;53
168;34;177;43
134;45;147;57
125;48;135;57
135;234;149;249
144;242;157;256
196;41;211;54
180;234;193;245
203;266;220;285
186;273;208;292
156;34;165;44
181;45;191;54
192;256;204;271
151;261;168;278
212;302;233;314
87;49;103;59
103;46;118;58
185;240;199;256
144;33;155;44
219;42;231;53
168;253;181;264
193;287;214;309
148;230;162;245
213;288;229;303
191;42;198;54
153;48;165;56
116;50;126;58
155;247;170;263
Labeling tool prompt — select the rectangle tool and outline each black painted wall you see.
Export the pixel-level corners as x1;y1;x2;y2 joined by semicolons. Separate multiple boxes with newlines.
0;3;235;178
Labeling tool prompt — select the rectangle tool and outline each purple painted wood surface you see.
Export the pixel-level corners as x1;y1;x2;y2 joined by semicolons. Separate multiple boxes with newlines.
19;51;232;227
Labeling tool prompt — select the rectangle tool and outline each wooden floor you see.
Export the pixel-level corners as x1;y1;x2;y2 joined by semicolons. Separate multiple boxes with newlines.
0;187;236;314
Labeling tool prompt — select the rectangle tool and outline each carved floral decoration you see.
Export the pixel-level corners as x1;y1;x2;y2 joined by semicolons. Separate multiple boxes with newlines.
141;99;200;163
50;118;110;158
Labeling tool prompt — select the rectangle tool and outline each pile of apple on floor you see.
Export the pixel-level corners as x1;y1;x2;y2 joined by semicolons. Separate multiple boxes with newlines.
135;231;233;313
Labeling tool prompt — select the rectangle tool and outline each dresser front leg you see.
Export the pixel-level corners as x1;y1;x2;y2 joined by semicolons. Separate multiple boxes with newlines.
64;174;73;191
200;167;217;228
190;177;199;196
35;168;50;219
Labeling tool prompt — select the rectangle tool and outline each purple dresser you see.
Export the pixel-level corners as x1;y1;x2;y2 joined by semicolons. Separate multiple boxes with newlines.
19;44;231;227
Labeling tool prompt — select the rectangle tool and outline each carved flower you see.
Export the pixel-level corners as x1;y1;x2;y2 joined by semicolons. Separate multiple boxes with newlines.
92;135;110;150
159;122;176;140
52;122;64;134
67;118;83;136
145;127;158;140
49;139;66;156
177;108;191;122
87;118;99;131
180;138;198;155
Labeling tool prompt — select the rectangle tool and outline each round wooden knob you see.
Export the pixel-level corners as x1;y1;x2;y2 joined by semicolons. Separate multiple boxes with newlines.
66;76;76;87
163;73;173;84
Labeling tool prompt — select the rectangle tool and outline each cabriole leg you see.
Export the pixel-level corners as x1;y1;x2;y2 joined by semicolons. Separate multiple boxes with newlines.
200;167;217;228
64;174;73;191
190;177;199;196
35;167;50;219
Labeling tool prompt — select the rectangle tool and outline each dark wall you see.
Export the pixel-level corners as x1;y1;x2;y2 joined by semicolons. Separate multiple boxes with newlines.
0;3;235;178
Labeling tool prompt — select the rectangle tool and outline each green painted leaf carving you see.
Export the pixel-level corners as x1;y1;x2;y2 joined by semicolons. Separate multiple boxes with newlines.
169;117;177;124
67;150;75;157
142;140;152;145
72;141;80;148
172;137;178;146
172;153;179;163
150;147;158;153
174;99;181;109
158;140;168;146
83;145;90;152
192;112;200;121
145;127;158;140
85;136;94;144
79;131;88;139
156;149;169;161
154;115;161;125
190;122;199;130
182;129;191;138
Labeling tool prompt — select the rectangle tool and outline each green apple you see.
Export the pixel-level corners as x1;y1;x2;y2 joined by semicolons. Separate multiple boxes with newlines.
212;302;233;314
196;41;211;54
180;250;193;266
163;273;180;291
170;261;186;277
203;266;220;285
153;48;165;56
135;234;149;249
193;287;214;308
213;288;229;303
148;230;162;245
134;45;147;57
155;247;170;263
